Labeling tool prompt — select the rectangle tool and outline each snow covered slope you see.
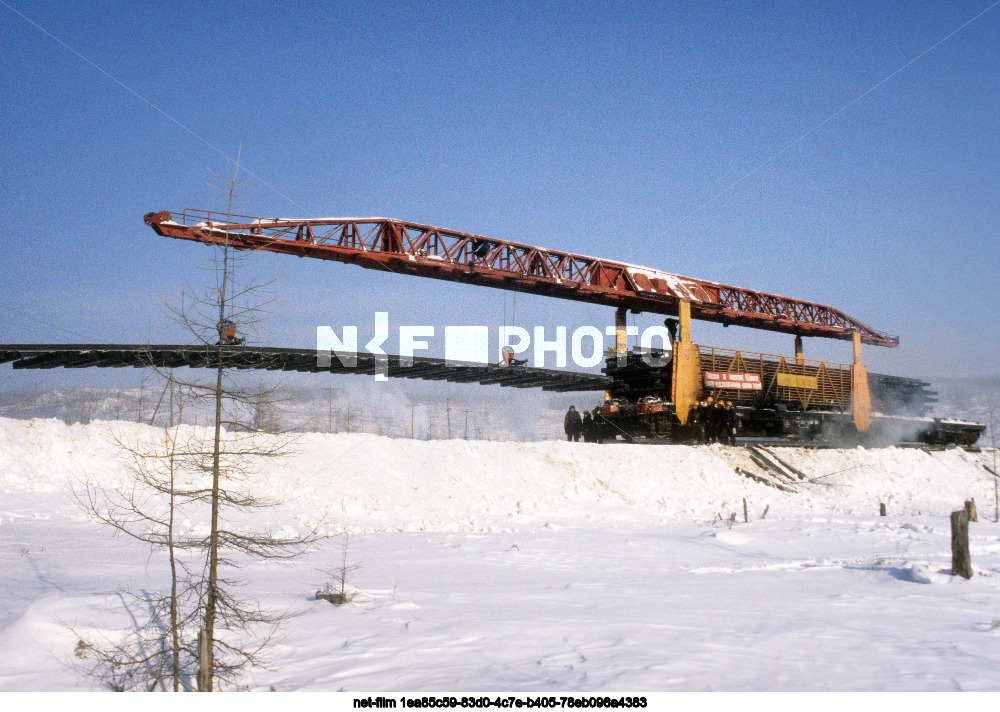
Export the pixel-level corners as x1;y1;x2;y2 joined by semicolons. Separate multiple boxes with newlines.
3;417;996;530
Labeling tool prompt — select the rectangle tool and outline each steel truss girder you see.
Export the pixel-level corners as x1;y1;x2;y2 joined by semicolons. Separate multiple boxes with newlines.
145;210;898;347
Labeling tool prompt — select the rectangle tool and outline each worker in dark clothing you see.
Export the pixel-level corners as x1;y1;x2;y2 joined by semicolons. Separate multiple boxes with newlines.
564;405;583;442
723;400;738;445
688;402;701;444
719;400;734;445
708;397;724;443
582;410;594;442
696;396;714;444
592;408;607;444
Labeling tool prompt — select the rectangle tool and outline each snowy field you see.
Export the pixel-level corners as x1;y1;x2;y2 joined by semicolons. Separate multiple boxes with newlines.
3;416;1000;692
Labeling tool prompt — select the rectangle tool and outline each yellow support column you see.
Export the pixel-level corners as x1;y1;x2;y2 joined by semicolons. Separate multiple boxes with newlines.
605;307;628;401
615;306;628;355
672;300;701;425
794;335;804;366
851;330;871;432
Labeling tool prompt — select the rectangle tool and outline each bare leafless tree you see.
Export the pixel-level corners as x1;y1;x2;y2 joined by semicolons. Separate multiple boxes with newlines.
75;152;327;691
71;587;198;691
316;531;362;605
72;385;201;690
163;152;326;691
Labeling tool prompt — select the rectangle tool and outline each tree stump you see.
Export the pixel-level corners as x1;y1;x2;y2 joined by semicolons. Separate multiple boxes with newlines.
951;509;973;579
317;590;350;605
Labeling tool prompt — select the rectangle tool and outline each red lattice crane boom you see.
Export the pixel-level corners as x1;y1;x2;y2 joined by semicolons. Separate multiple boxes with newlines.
144;209;898;348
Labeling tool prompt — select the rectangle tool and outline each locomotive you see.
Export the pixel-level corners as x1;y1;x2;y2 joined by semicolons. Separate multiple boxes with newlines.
591;340;983;446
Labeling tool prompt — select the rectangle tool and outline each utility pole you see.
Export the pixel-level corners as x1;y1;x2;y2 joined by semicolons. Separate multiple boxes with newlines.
463;409;471;439
411;402;416;439
989;397;998;522
328;386;333;434
446;398;452;439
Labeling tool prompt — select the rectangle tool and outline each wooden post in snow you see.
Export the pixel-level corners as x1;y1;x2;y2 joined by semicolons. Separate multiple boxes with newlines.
951;509;973;579
879;503;887;517
743;498;748;523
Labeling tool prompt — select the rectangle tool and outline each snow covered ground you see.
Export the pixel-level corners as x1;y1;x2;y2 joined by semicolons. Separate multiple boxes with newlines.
2;416;1000;691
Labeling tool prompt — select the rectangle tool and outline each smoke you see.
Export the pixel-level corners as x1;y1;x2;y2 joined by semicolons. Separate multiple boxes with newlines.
927;375;1000;444
800;411;945;449
864;417;930;448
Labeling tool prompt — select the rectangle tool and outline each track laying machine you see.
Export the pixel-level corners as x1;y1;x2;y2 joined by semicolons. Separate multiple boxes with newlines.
144;210;984;446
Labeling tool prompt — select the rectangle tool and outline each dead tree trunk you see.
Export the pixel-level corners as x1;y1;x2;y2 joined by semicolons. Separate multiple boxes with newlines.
197;628;210;691
951;509;972;579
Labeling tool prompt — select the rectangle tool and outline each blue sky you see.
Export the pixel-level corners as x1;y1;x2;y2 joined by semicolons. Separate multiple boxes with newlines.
2;0;998;378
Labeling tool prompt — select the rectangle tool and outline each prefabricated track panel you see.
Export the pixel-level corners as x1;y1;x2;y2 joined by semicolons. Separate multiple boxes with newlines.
0;345;612;393
0;345;938;413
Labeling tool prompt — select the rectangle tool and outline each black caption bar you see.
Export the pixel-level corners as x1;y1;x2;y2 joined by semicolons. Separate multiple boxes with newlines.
354;696;648;709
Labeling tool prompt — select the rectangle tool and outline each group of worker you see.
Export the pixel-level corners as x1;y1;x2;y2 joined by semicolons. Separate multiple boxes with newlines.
563;405;605;443
563;396;738;444
691;395;737;445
